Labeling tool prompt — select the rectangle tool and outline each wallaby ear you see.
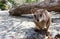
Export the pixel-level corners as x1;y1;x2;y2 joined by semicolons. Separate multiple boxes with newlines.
43;9;46;12
31;9;35;14
31;8;38;14
42;9;48;13
31;9;36;14
44;9;48;12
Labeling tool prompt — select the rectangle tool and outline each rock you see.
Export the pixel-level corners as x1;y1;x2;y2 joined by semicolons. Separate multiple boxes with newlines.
0;11;60;39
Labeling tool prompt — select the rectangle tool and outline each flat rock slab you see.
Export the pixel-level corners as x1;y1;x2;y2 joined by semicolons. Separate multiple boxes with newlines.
0;11;60;39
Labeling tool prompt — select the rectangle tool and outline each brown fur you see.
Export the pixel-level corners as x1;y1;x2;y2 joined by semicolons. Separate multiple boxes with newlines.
33;9;51;32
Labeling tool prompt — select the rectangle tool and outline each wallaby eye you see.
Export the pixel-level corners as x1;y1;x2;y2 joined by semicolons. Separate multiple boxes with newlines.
40;14;42;17
34;15;36;18
34;15;39;22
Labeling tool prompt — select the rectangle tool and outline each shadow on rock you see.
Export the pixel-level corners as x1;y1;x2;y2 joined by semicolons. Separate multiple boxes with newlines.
26;28;50;39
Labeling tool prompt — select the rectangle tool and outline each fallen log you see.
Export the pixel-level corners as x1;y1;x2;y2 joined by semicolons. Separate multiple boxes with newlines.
9;3;38;16
9;0;60;16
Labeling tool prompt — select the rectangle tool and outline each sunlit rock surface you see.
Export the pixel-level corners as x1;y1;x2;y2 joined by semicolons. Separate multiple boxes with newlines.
0;11;60;39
